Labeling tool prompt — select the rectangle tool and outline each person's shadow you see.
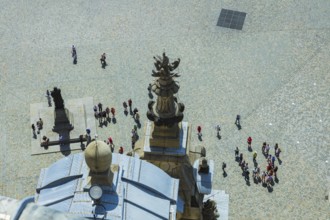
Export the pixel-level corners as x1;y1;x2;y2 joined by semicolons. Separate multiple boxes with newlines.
198;134;203;141
217;133;221;140
102;62;107;69
223;171;227;177
148;92;153;99
124;110;128;116
112;117;117;124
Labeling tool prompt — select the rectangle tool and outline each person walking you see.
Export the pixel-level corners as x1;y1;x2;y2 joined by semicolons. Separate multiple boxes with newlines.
197;126;202;138
222;162;227;173
262;142;267;155
31;124;36;137
108;137;113;145
133;108;138;117
235;114;240;125
235;147;239;160
131;135;136;149
110;107;115;118
36;118;43;133
273;166;278;177
135;112;140;123
98;103;103;112
128;99;132;110
216;124;221;138
119;146;124;154
247;136;252;149
253;151;257;161
100;53;106;68
71;45;77;64
104;107;109;118
123;101;128;114
46;90;52;107
271;155;276;166
239;153;243;163
261;171;266;183
265;144;270;157
275;143;281;159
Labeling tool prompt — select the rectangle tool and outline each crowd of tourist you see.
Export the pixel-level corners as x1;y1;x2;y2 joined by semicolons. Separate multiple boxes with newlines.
236;140;282;189
197;115;283;191
90;98;141;154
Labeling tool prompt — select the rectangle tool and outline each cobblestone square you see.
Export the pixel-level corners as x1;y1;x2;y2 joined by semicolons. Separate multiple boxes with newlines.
1;0;329;219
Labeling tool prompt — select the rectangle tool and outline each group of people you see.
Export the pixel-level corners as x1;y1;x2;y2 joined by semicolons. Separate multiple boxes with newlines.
90;98;141;154
93;103;116;125
31;118;44;138
71;45;107;68
235;140;282;189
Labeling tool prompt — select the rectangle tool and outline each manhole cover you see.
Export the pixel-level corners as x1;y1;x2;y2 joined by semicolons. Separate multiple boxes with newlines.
217;9;247;30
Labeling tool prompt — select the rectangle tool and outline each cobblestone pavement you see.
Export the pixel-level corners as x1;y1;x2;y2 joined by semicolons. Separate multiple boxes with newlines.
1;0;329;219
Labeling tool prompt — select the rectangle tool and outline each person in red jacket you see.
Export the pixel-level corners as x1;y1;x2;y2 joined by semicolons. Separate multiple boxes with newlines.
247;136;252;149
108;137;113;145
197;126;202;136
110;107;115;118
119;146;124;154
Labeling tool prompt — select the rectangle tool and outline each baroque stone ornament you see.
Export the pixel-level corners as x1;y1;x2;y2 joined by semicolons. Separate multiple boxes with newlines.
147;52;185;127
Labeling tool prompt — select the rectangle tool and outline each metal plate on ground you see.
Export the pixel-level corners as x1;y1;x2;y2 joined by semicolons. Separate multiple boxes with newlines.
217;9;246;30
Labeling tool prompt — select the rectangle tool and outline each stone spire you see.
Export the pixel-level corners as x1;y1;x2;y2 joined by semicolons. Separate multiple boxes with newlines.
147;52;185;127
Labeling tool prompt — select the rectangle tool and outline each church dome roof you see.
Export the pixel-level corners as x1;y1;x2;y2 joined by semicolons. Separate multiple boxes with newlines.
84;140;112;172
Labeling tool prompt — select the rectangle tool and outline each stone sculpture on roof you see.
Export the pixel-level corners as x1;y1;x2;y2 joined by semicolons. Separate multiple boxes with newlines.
147;52;185;127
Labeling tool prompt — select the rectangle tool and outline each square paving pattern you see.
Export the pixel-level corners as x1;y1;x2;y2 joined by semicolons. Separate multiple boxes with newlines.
217;9;246;30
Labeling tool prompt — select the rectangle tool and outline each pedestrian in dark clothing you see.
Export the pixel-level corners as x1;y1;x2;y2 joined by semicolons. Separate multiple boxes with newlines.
275;143;281;159
222;162;227;172
36;118;43;133
135;112;140;123
273;166;278;177
131;135;136;149
133;108;138;117
86;128;91;135
31;124;36;137
45;90;52;107
235;114;240;125
100;53;106;68
262;142;267;155
216;124;221;138
235;147;239;161
123;101;128;113
105;107;110;118
128;99;132;108
72;45;77;64
98;103;103;112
